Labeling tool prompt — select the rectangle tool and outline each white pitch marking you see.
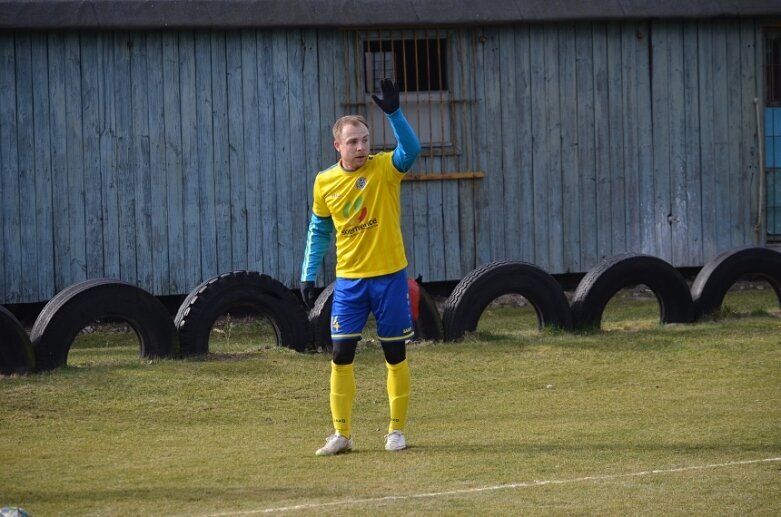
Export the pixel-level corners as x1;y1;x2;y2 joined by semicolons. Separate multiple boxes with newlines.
203;457;781;516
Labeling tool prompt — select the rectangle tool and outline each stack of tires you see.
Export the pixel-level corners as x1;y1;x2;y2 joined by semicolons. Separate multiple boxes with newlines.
1;246;779;374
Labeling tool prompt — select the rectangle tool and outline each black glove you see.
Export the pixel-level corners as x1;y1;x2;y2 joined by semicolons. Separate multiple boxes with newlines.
371;78;400;114
300;281;318;309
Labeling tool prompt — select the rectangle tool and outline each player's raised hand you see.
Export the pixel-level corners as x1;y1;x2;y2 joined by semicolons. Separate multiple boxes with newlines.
371;78;400;114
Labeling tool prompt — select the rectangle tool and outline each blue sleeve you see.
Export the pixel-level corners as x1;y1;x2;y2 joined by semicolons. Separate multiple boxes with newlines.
300;213;334;282
388;109;421;173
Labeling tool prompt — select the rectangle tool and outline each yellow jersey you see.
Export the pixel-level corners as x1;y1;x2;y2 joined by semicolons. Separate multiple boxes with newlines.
312;152;407;278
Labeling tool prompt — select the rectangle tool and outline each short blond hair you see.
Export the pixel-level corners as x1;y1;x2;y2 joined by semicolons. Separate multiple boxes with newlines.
332;115;369;140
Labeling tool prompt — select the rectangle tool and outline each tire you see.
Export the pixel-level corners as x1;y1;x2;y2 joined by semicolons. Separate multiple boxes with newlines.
411;279;444;342
175;271;313;355
0;305;35;375
571;253;695;330
308;277;443;350
691;246;781;317
309;282;335;351
30;279;179;372
442;261;572;342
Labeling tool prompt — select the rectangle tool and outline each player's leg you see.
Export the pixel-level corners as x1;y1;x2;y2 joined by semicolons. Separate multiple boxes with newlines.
316;278;369;456
382;339;409;451
371;269;414;451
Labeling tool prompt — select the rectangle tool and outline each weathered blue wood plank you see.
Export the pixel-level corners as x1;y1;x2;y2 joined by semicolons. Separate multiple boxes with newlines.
682;22;704;265
453;31;475;277
14;34;38;301
1;34;21;302
98;33;119;281
473;29;490;267
578;23;600;267
398;32;430;277
637;22;655;256
0;43;4;300
300;29;320;281
483;27;504;263
113;32;137;285
740;19;759;245
725;21;744;249
511;26;534;266
226;33;248;271
530;25;549;267
710;22;732;254
179;31;202;289
559;23;580;273
258;31;278;277
592;24;612;258
545;26;564;273
31;33;55;300
697;22;718;260
195;31;218;281
47;33;70;293
79;33;104;281
162;32;185;292
411;176;430;280
316;30;339;285
241;30;262;274
286;29;308;286
272;30;293;281
425;37;447;280
65;33;87;285
499;26;521;262
666;22;690;265
130;32;154;292
605;23;626;257
651;21;672;262
146;31;170;294
619;25;640;255
211;32;232;275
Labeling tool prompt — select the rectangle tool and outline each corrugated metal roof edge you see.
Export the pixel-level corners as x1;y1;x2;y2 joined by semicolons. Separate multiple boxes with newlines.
1;0;780;30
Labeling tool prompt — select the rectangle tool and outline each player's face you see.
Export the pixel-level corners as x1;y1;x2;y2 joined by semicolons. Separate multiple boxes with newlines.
335;122;370;171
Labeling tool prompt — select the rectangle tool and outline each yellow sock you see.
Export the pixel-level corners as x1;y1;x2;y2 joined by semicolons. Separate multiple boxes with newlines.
330;362;355;437
386;359;410;432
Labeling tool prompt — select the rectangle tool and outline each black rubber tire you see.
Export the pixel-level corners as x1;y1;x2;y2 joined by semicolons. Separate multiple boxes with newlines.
571;253;695;330
175;271;313;355
309;282;335;351
30;279;179;372
412;280;444;342
691;246;781;317
442;260;572;341
308;278;443;350
0;305;35;375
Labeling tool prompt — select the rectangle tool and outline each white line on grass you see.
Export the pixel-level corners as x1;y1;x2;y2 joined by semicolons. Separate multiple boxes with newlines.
204;457;781;516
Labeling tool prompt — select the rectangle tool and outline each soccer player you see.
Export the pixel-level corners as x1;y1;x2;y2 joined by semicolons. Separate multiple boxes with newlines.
300;79;421;456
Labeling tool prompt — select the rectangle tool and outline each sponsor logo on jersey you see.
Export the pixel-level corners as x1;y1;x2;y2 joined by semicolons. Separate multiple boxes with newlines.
342;195;368;223
341;218;378;237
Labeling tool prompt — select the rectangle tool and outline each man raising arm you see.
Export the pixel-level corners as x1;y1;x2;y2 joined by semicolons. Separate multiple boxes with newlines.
300;79;421;456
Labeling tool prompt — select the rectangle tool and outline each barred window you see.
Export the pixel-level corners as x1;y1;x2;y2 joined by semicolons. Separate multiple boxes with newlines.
345;30;456;155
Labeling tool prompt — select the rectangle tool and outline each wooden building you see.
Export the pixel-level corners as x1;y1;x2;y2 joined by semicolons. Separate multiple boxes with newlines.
1;1;780;304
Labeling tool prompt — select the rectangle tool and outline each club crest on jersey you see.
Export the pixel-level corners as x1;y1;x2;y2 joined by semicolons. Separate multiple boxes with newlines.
355;177;367;190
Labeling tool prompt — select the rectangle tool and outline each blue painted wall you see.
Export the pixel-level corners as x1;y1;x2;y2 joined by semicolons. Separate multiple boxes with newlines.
0;20;766;304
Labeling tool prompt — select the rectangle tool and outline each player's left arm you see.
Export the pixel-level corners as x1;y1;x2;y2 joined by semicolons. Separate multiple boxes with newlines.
372;78;421;173
388;110;420;173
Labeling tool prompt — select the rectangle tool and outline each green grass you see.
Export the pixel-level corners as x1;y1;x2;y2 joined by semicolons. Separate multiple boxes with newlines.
1;289;779;516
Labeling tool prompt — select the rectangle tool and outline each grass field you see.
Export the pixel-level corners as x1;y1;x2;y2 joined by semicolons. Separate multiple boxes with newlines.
1;287;779;515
